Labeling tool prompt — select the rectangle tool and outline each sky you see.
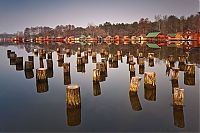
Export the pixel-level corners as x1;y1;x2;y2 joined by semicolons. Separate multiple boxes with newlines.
0;0;199;33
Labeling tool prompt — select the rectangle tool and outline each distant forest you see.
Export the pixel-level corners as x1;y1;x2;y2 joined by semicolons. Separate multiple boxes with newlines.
1;13;199;38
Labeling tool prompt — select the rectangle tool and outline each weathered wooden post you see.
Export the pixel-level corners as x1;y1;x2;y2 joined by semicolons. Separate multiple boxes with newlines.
33;48;38;55
139;65;145;74
77;47;81;57
57;53;64;61
144;72;156;86
101;59;108;77
39;58;44;68
137;52;143;64
148;53;154;67
7;50;11;58
39;49;46;59
173;88;185;128
178;55;186;63
178;62;186;71
93;69;101;82
84;51;88;64
93;81;101;96
47;52;52;59
46;59;53;78
16;57;23;71
28;56;34;69
184;64;195;85
127;55;133;64
77;57;85;73
88;48;92;56
36;68;48;93
92;52;96;63
63;63;71;85
104;51;109;61
173;87;184;106
56;48;61;53
100;49;105;58
168;55;175;63
10;52;17;65
57;54;64;67
77;57;82;65
96;62;106;82
171;79;179;94
139;57;144;66
129;91;142;111
130;77;142;92
66;84;81;126
63;63;70;73
66;49;71;57
144;72;156;101
171;68;180;80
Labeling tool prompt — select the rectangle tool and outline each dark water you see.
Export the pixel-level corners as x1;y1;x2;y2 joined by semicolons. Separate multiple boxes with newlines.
0;42;199;132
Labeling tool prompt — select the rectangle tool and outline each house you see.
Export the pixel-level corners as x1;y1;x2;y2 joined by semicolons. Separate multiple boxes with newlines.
138;34;146;41
167;33;176;40
175;32;183;40
114;35;120;41
146;32;166;41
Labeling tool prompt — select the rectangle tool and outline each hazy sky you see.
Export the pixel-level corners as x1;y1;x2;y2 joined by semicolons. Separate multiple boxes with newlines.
0;0;199;33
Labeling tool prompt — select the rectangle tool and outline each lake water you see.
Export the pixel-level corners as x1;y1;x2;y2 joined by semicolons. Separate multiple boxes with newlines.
0;42;199;132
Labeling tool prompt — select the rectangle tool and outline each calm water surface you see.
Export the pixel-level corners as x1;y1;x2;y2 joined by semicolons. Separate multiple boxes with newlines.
0;42;199;132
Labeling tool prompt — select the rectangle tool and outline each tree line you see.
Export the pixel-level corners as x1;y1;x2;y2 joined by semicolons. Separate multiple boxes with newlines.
22;13;199;38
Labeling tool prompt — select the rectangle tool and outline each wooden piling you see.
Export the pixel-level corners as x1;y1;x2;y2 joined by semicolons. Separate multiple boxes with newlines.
130;77;142;92
63;63;70;73
129;62;136;72
66;84;81;108
173;87;184;106
144;72;156;86
36;68;47;81
93;69;101;82
7;50;11;58
171;68;180;80
16;57;23;71
47;52;52;59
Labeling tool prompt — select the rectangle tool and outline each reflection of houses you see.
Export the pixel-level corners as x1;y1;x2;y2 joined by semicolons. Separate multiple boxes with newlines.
55;36;64;42
146;32;166;42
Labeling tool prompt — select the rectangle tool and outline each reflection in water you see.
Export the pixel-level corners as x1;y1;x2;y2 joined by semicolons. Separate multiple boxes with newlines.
93;81;101;96
2;43;200;131
184;64;195;86
129;91;142;111
25;69;34;79
66;84;81;126
173;105;185;128
16;57;23;71
47;59;54;78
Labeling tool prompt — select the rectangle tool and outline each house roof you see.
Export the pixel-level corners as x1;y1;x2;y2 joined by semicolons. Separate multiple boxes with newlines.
168;33;176;37
146;32;161;38
147;43;161;49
